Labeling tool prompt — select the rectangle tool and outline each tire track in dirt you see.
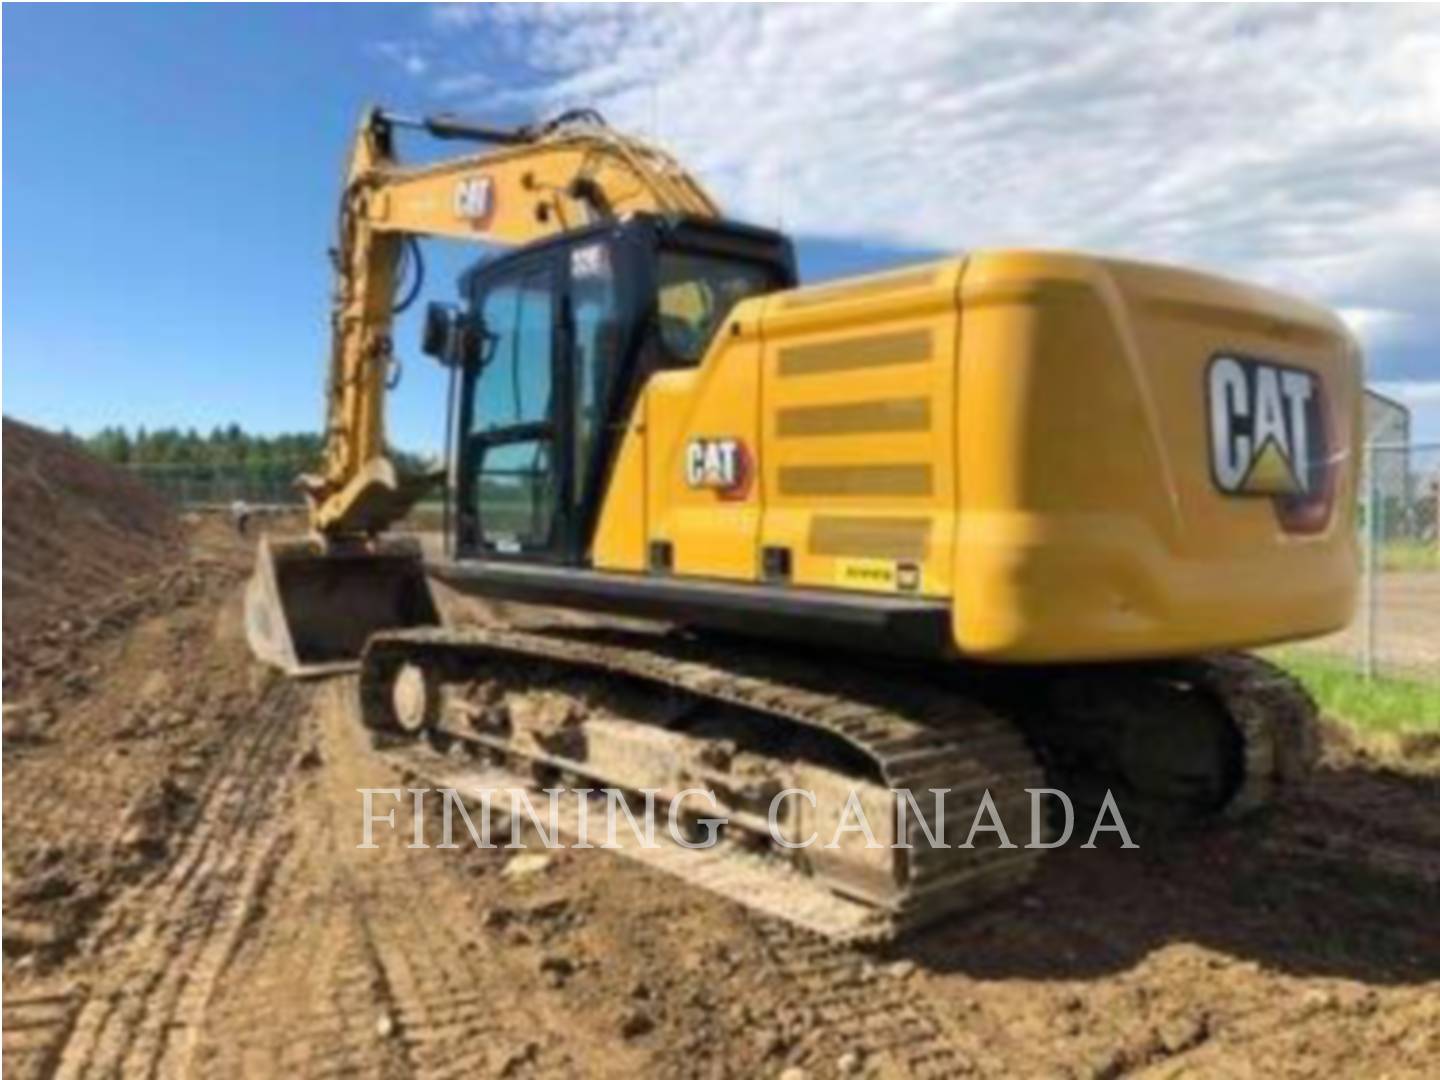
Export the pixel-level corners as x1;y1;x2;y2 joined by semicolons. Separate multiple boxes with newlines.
1;992;85;1080
4;543;277;1077
747;919;982;1079
182;678;648;1079
178;677;490;1077
51;677;307;1079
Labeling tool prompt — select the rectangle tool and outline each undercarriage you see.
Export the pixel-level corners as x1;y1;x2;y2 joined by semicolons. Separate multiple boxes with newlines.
358;625;1318;941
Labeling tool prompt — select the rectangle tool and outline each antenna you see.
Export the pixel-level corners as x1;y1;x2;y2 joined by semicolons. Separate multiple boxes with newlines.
776;152;785;233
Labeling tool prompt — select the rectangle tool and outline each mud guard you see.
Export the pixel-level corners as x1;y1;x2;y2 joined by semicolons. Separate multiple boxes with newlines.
245;535;440;677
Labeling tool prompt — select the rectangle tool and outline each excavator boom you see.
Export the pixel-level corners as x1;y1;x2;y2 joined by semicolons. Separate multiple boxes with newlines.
246;106;722;675
307;106;719;539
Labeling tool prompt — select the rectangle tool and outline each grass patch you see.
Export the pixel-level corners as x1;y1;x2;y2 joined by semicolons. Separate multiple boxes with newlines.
1378;539;1439;572
1266;650;1440;735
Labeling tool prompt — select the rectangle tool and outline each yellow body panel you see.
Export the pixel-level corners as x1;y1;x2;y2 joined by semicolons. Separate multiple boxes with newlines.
953;252;1359;658
760;263;964;598
590;411;649;572
589;251;1361;663
644;309;767;580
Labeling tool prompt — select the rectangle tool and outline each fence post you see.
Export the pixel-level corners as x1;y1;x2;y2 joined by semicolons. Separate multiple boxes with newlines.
1362;440;1377;680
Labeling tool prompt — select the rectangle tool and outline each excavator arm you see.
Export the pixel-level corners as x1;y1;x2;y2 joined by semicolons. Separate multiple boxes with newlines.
247;106;721;676
304;106;720;540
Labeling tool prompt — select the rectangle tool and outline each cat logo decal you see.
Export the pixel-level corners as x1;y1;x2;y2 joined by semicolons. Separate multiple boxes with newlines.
685;438;752;501
1207;354;1333;532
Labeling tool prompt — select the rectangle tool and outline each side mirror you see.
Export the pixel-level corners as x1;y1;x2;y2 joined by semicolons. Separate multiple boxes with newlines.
421;302;456;361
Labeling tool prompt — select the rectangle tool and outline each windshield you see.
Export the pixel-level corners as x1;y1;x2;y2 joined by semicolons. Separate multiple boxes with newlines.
656;251;776;364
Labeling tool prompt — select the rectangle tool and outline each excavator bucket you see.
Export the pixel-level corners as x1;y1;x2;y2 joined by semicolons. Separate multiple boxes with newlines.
244;534;440;677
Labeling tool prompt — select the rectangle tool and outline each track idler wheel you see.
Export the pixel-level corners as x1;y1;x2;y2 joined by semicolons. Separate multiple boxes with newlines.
359;642;442;737
390;662;440;734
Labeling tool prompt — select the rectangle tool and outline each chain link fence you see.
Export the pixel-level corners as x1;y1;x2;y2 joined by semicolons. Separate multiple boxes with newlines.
125;461;446;532
124;461;310;509
1291;440;1439;682
1357;440;1439;681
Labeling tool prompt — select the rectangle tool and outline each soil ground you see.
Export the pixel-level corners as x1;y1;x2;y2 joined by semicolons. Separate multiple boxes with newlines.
3;464;1438;1077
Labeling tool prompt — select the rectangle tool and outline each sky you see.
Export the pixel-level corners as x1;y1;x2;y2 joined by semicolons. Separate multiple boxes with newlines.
5;3;1440;451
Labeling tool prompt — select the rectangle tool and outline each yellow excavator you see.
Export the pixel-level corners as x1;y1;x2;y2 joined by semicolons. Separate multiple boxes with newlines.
246;106;1360;936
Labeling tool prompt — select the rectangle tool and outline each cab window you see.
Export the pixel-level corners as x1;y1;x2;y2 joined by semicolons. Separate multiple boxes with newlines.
656;252;774;365
474;266;554;431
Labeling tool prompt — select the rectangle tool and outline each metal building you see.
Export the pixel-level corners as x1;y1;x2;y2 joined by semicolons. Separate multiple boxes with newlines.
1364;388;1411;504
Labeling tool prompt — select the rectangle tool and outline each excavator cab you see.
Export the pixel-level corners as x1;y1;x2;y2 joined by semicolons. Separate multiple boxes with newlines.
430;213;794;567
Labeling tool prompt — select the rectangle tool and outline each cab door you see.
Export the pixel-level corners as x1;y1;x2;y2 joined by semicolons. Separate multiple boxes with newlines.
457;250;572;561
456;236;631;565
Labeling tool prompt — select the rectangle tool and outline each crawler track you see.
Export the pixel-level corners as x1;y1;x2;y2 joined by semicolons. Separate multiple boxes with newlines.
359;625;1047;941
1188;651;1321;815
357;624;1320;941
999;650;1321;830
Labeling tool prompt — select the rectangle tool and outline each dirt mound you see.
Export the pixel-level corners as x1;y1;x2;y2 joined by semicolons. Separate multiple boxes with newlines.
2;418;182;643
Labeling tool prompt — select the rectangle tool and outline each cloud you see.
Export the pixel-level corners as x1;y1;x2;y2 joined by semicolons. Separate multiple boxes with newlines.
372;39;430;77
410;4;1439;419
414;6;1437;268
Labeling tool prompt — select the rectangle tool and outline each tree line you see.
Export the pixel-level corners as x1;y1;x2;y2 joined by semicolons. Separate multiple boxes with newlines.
77;424;431;475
